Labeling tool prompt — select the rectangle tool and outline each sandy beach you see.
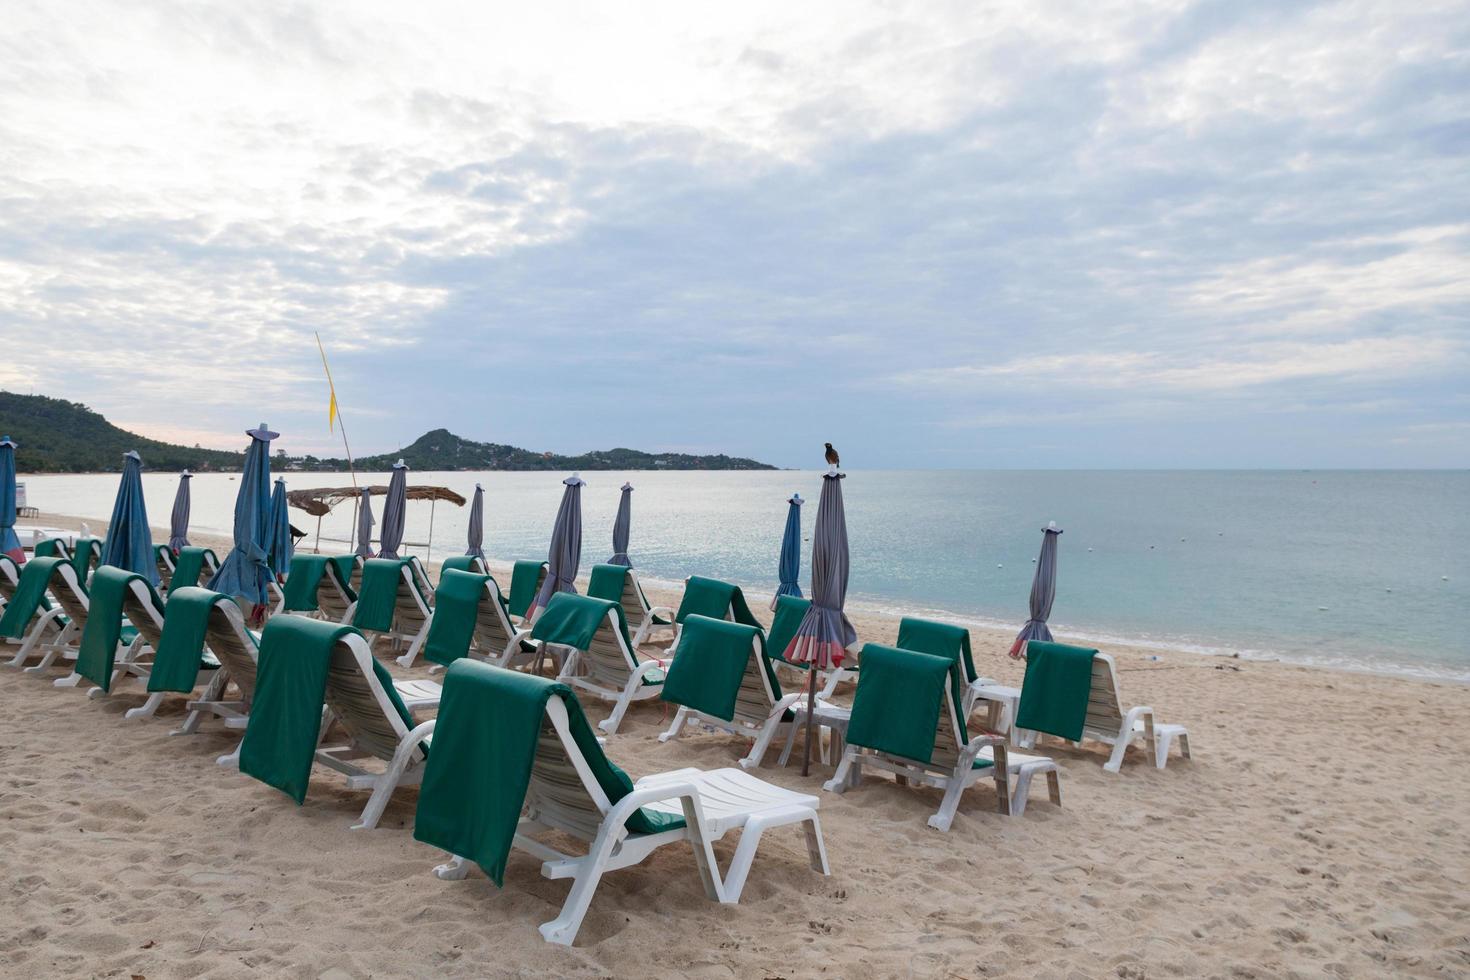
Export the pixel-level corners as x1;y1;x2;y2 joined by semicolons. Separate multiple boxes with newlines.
3;512;1468;979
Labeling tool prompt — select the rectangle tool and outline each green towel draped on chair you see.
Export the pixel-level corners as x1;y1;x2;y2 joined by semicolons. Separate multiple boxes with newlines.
897;617;979;685
845;644;964;765
661;616;775;722
76;566;160;693
674;575;763;629
147;587;229;692
1014;641;1096;742
413;661;684;888
424;568;490;668
239;616;417;804
507;560;546;619
0;556;66;639
352;558;412;632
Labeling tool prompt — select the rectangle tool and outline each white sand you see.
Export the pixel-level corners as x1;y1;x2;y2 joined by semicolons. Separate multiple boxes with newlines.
3;513;1468;978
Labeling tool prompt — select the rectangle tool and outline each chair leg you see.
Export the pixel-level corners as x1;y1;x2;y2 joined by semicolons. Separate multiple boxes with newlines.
1104;733;1132;773
740;717;784;770
657;706;691;743
395;619;430;669
433;854;471;881
539;820;627;946
54;671;83;688
597;681;639;735
927;776;967;832
216;741;242;767
720;808;826;900
1010;767;1034;817
822;745;859;794
776;714;804;768
124;691;166;720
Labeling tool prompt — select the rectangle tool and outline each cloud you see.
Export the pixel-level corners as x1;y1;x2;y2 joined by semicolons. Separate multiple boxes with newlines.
0;0;1466;467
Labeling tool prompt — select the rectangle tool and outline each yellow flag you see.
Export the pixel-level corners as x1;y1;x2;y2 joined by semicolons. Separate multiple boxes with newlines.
316;332;340;433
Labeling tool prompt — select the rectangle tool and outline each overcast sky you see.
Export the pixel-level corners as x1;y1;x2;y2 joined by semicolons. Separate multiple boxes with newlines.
2;0;1466;468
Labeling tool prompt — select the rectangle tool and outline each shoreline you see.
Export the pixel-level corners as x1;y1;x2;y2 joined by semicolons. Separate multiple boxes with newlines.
26;509;1470;690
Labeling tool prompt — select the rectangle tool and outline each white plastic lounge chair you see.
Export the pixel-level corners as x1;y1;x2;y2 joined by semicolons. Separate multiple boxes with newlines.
824;644;1039;830
1016;647;1191;772
239;617;442;830
422;666;830;946
313;629;442;829
422;571;538;674
345;558;434;666
279;555;357;623
0;555;65;648
611;568;673;649
8;560;90;674
657;615;802;771
180;596;439;769
176;593;262;762
541;594;669;735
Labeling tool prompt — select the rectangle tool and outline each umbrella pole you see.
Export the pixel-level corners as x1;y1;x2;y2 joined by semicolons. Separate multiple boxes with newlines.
801;666;817;777
314;514;323;554
427;499;437;560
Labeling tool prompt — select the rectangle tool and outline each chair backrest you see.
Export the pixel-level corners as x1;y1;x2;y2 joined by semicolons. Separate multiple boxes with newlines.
667;615;782;726
471;576;519;653
392;564;431;631
851;644;971;773
588;563;653;630
1082;651;1126;735
204;598;259;700
581;607;640;689
507;561;548;620
439;555;489;579
0;554;18;601
322;631;419;763
119;576;167;650
354;559;430;635
317;559;357;621
155;546;176;589
408;557;436;604
766;595;812;664
618;570;650;626
48;561;91;626
526;697;613;843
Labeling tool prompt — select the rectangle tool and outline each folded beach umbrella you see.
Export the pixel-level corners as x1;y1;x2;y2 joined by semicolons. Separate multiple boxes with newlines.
354;488;376;559
608;482;633;566
208;423;277;620
1009;521;1062;658
527;474;585;620
267;477;293;579
100;450;158;585
465;483;486;560
783;468;857;775
167;470;192;553
0;436;20;563
772;492;803;609
378;459;408;560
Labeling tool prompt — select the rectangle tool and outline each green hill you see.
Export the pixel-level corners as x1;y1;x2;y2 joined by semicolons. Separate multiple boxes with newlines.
1;393;775;472
0;392;245;473
315;428;776;471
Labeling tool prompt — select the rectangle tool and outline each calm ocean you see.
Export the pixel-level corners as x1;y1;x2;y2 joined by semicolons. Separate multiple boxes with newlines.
20;469;1470;682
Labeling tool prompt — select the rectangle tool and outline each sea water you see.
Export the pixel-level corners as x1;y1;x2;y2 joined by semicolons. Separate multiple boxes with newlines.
21;468;1470;681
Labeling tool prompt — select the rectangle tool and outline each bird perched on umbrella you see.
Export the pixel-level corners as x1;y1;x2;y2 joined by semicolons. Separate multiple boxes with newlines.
824;442;840;467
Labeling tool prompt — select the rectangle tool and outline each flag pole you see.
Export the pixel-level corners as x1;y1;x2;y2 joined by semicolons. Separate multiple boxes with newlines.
316;331;359;549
